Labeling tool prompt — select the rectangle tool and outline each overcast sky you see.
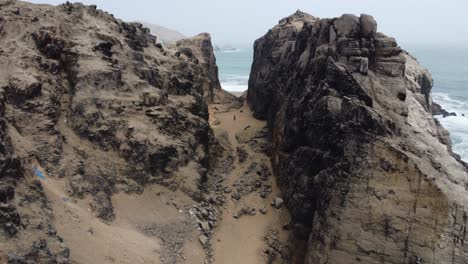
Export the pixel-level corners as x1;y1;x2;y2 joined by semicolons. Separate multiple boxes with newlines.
28;0;468;47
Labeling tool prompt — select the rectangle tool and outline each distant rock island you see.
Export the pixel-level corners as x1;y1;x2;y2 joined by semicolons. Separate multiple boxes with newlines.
214;45;241;53
140;22;186;44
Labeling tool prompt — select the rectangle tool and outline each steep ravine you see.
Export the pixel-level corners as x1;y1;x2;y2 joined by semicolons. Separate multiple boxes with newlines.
208;98;292;263
0;2;290;263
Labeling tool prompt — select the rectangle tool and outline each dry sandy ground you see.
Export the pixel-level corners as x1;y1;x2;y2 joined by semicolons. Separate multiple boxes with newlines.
38;171;205;264
209;99;291;264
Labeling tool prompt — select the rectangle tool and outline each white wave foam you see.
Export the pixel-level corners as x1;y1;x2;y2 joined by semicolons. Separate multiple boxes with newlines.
433;92;468;114
221;82;248;92
221;74;249;79
437;115;468;161
220;74;249;92
222;49;241;53
433;92;468;161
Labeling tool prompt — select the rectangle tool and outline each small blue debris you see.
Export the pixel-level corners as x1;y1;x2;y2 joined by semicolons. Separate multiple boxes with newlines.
33;166;45;180
62;197;70;202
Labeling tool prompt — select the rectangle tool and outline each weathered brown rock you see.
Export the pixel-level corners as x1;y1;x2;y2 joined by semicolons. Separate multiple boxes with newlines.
0;1;220;262
171;33;218;103
248;11;468;264
360;14;377;38
333;14;360;38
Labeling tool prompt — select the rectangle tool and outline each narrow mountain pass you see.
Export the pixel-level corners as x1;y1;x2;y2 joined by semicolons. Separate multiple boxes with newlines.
208;97;291;263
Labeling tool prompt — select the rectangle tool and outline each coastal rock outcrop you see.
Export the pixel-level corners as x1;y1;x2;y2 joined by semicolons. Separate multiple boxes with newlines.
173;33;240;105
172;33;222;103
248;10;468;263
0;1;219;262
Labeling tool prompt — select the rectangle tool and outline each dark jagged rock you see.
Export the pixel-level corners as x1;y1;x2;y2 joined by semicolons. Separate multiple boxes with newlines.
432;102;457;117
248;11;468;263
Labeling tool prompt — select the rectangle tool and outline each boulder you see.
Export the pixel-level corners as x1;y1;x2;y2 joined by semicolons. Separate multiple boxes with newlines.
432;102;449;116
5;75;42;105
0;183;14;203
199;235;208;246
273;197;284;209
360;14;377;38
141;89;168;106
333;14;360;38
200;221;210;232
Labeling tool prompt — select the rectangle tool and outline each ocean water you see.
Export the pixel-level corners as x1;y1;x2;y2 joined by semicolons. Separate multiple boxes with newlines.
215;45;468;161
215;47;252;92
406;45;468;161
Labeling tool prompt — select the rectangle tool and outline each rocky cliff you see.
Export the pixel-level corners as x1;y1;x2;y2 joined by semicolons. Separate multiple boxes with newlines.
0;1;221;262
248;11;468;263
171;33;222;103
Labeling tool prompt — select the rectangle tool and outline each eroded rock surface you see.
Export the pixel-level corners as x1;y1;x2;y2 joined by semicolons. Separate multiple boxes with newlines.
248;10;468;263
172;33;221;103
0;1;221;262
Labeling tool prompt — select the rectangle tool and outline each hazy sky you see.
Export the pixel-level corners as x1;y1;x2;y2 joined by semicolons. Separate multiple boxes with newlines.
28;0;468;47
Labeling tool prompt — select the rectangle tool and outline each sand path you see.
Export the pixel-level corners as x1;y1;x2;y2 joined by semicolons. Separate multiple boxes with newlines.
209;100;290;264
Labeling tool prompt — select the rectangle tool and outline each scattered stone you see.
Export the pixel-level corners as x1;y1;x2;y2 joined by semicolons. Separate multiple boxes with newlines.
224;187;232;193
141;89;168;107
257;164;272;181
200;208;209;217
231;193;241;200
199;235;208;246
233;207;258;219
200;221;210;232
1;203;21;236
263;229;291;262
273;197;284;209
254;180;262;188
259;207;268;214
236;146;248;163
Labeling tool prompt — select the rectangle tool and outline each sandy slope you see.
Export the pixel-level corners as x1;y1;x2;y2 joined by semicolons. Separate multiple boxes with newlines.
39;167;205;264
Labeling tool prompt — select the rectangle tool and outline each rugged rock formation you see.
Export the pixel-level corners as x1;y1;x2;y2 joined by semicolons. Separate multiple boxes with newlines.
432;101;457;117
171;33;222;103
248;10;468;263
172;33;239;105
0;1;220;262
